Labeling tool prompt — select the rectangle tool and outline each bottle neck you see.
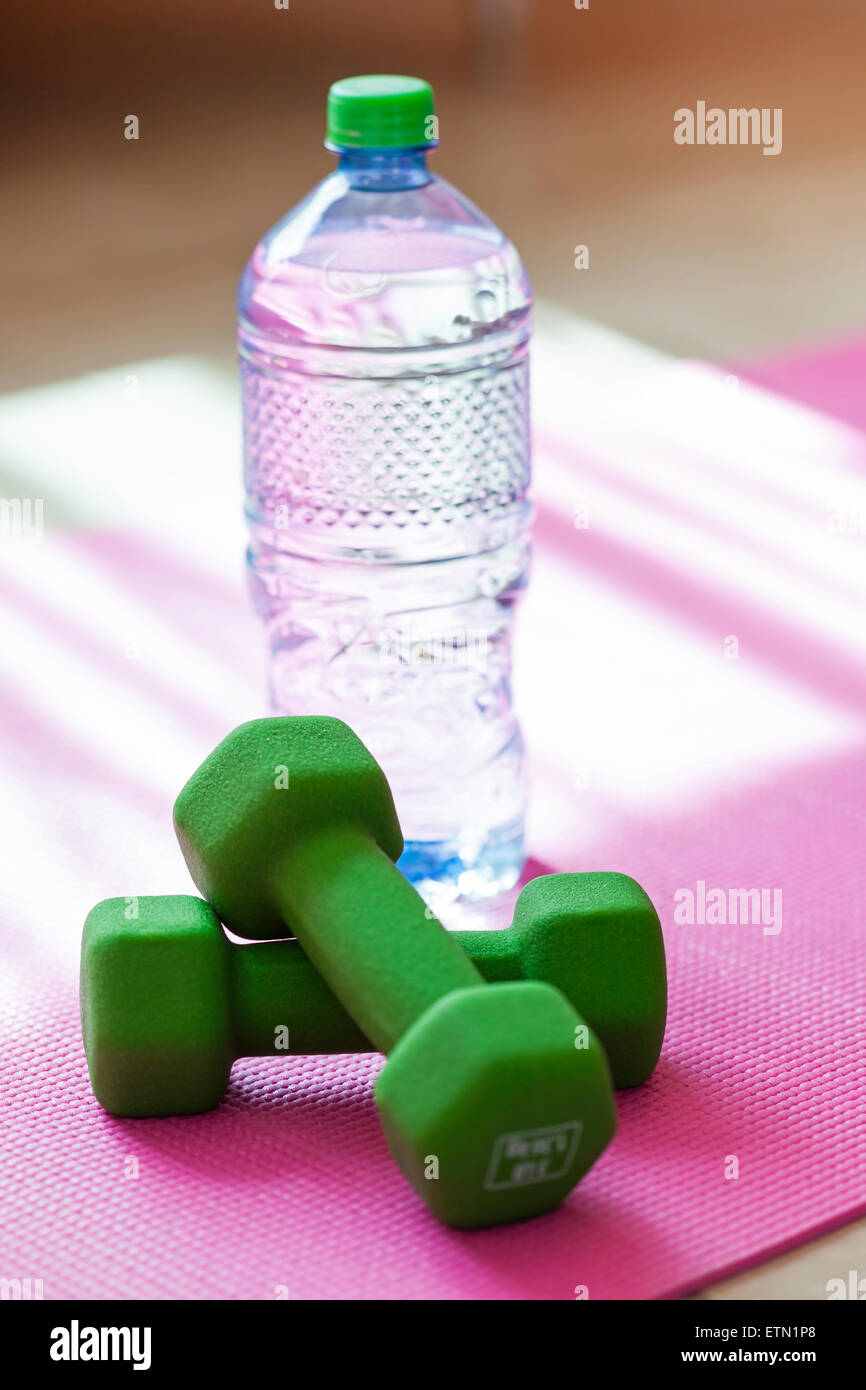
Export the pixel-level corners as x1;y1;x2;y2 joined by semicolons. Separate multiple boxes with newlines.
336;148;432;191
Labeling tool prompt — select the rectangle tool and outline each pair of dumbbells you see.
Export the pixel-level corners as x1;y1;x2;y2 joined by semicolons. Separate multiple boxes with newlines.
81;716;666;1227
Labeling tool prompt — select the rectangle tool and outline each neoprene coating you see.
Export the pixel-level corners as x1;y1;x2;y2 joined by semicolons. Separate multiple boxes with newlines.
171;716;619;1226
80;874;665;1116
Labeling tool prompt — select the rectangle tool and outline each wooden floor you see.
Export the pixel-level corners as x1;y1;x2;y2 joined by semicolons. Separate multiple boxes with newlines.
3;0;866;391
2;0;864;1299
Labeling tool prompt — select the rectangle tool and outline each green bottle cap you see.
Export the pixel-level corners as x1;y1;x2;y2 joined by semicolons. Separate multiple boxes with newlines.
326;75;437;151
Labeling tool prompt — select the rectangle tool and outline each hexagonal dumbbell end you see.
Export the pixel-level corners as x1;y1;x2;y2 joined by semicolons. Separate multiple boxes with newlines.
510;873;667;1087
376;981;616;1228
174;716;403;942
80;896;234;1117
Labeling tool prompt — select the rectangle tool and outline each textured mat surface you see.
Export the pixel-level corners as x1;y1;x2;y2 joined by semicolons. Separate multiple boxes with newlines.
1;324;864;1299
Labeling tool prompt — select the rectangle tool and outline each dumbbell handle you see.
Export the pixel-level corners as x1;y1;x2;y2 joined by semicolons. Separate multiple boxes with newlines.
276;825;481;1054
230;928;520;1058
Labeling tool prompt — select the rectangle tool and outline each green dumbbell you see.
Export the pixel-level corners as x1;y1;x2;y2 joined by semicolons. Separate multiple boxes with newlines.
80;873;666;1117
172;716;618;1228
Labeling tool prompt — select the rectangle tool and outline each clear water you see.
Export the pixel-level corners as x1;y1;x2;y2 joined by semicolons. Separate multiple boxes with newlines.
238;149;532;903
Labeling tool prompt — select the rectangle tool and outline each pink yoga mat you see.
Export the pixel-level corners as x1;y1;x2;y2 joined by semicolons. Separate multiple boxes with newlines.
1;336;864;1298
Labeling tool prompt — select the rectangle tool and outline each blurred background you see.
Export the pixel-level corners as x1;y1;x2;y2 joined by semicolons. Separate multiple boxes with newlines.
3;0;866;390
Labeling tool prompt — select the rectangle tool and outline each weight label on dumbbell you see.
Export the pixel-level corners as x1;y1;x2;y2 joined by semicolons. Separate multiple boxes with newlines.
483;1121;582;1190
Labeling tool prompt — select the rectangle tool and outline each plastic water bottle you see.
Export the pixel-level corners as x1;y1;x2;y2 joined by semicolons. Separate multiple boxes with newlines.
237;75;532;905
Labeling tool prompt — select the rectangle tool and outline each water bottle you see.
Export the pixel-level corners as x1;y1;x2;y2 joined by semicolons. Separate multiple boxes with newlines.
237;75;532;906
